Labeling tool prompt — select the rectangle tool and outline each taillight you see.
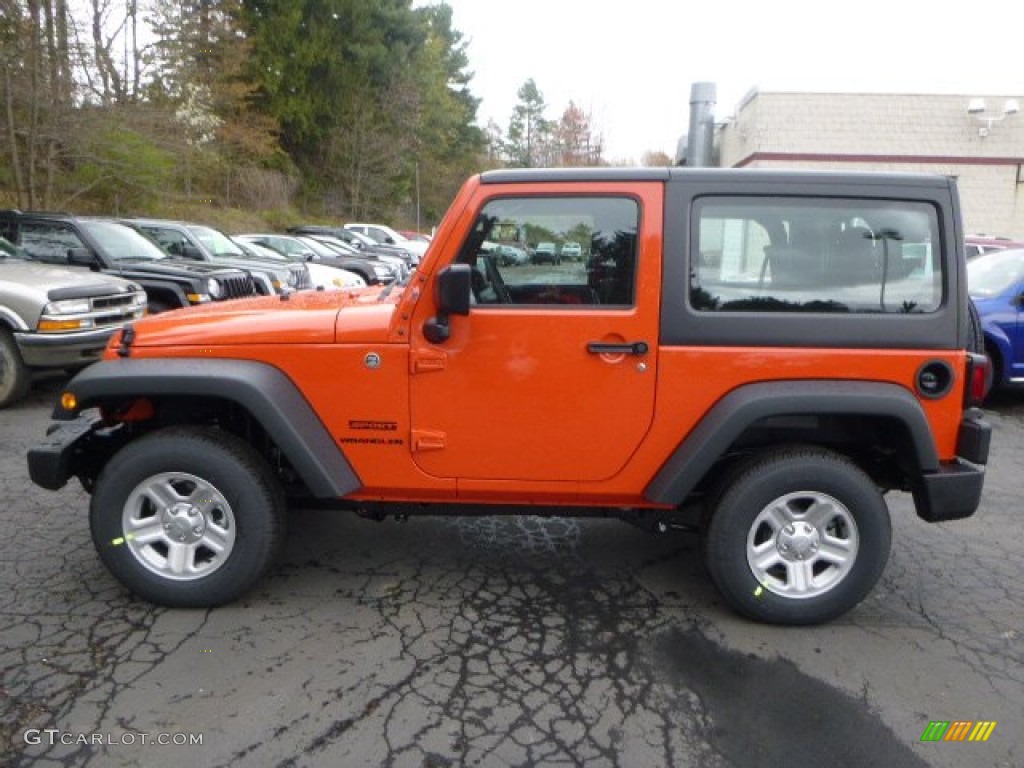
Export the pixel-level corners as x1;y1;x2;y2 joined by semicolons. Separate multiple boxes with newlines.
965;353;989;407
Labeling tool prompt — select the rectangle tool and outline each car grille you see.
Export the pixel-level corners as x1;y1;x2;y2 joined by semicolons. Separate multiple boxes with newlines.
92;294;141;311
219;274;258;299
50;292;147;329
93;307;146;328
291;264;312;290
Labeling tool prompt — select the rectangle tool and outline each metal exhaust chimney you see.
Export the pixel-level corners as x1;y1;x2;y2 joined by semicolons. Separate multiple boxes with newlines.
685;82;717;167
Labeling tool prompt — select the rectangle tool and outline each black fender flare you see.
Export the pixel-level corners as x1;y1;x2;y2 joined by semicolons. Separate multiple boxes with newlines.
56;358;360;498
129;278;190;309
644;380;938;505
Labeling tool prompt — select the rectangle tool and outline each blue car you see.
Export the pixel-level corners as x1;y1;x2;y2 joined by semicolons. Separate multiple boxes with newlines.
967;247;1024;395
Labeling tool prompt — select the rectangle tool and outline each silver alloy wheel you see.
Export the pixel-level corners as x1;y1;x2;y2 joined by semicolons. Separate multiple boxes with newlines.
746;490;859;599
121;471;237;581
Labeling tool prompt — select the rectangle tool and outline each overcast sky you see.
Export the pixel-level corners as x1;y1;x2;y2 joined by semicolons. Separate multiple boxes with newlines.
424;0;1024;163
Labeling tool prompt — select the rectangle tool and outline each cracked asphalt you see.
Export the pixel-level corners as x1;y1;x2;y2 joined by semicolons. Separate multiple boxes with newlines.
2;377;1021;767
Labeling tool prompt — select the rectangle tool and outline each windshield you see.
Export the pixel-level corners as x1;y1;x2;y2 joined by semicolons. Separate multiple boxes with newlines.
79;220;167;261
340;229;374;248
296;236;342;258
188;225;247;258
0;235;28;260
968;248;1024;298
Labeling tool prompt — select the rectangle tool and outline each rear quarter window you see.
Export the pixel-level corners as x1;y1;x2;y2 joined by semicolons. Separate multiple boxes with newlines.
690;197;942;315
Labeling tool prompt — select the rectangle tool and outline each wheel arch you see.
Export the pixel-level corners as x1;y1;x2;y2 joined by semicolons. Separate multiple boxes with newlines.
645;380;939;506
132;279;190;310
57;358;360;498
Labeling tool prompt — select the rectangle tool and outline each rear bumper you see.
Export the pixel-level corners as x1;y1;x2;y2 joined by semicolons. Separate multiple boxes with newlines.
913;409;991;523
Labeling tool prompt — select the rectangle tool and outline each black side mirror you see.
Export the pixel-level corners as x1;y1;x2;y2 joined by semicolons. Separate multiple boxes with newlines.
180;243;203;260
424;264;471;344
66;247;97;268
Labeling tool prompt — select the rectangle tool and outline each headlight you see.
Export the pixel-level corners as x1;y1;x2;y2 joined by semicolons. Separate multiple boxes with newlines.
206;278;223;299
372;265;393;278
44;298;91;315
286;269;298;287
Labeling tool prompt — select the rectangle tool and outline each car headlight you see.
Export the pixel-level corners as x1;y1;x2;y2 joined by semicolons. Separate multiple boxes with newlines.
206;278;223;299
286;269;298;287
372;264;394;278
44;298;91;315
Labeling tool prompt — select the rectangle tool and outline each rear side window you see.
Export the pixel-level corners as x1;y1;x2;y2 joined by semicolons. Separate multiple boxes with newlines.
690;197;942;314
19;222;86;263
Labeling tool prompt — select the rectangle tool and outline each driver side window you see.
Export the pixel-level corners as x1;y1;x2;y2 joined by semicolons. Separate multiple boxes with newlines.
458;196;639;307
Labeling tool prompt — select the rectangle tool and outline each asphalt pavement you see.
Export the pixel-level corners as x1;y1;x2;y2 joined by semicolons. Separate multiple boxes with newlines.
2;376;1021;767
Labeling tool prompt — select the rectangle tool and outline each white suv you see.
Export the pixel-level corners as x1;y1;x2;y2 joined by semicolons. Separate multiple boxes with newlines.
345;223;429;261
561;241;583;260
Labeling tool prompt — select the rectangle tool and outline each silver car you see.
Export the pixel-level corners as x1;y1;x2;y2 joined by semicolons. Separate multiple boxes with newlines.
0;236;147;407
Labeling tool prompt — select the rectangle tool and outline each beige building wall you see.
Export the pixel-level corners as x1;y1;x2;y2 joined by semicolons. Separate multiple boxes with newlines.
716;92;1024;238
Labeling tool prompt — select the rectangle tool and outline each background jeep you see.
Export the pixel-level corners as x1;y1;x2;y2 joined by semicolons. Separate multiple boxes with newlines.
0;210;258;313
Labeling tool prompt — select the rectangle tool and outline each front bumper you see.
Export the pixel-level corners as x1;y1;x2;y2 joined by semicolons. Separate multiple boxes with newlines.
27;416;105;490
15;327;118;367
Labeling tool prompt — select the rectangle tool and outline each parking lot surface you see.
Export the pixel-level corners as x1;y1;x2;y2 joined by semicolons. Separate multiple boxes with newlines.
2;377;1021;767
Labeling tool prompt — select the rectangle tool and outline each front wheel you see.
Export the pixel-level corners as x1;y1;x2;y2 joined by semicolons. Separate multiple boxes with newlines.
0;328;31;409
702;447;891;625
90;427;286;607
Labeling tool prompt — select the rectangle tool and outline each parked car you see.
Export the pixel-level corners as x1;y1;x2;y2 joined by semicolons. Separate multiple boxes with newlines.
302;233;409;280
0;210;258;313
488;243;530;266
967;247;1024;394
287;225;417;272
532;241;560;265
965;235;1024;260
124;218;311;295
345;222;429;262
0;235;147;407
235;234;398;286
399;230;431;243
560;241;583;260
233;238;365;290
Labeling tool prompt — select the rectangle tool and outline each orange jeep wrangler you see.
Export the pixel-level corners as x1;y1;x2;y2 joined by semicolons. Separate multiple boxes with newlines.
28;168;991;624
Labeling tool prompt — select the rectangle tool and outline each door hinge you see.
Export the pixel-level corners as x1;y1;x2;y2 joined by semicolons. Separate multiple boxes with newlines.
411;349;446;373
411;429;446;451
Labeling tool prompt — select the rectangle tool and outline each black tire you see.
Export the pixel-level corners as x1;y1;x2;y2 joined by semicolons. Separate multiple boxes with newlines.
352;267;375;285
0;327;31;409
90;427;286;607
702;446;891;625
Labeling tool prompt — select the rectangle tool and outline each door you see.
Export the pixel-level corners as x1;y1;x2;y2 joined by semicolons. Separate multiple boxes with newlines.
410;185;662;483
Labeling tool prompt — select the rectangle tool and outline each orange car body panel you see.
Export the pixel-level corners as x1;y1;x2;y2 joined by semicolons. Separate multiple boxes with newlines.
108;173;969;507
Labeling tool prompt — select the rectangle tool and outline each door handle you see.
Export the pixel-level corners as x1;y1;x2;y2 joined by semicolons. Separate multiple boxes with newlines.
587;341;649;356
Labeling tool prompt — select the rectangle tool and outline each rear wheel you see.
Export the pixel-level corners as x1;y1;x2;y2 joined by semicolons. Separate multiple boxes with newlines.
702;446;890;625
90;427;286;607
0;328;31;409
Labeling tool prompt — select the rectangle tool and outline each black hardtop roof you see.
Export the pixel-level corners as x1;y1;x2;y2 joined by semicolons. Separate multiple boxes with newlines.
480;167;953;189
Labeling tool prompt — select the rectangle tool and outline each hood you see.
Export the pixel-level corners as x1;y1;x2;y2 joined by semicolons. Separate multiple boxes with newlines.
1;259;136;302
124;285;400;349
107;259;245;279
